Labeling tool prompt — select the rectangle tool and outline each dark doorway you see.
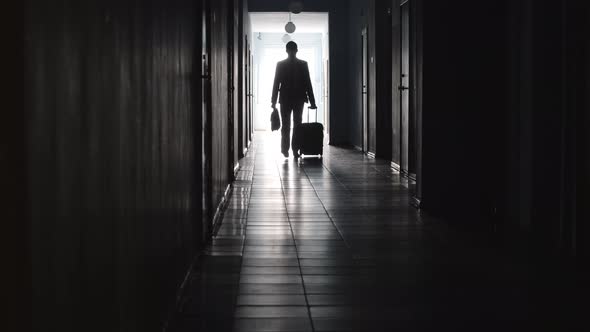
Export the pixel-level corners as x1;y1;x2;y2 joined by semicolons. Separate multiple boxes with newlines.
250;12;330;133
400;0;416;178
361;27;369;153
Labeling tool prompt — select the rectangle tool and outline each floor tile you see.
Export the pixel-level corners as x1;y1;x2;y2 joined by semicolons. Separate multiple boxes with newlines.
236;295;307;306
240;275;302;284
234;306;309;318
232;318;312;332
239;283;305;295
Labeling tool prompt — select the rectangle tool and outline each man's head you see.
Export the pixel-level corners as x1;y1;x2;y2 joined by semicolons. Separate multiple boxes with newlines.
286;41;298;59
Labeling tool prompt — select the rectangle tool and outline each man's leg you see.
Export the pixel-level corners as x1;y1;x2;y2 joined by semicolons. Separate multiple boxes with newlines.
291;103;304;156
280;104;292;156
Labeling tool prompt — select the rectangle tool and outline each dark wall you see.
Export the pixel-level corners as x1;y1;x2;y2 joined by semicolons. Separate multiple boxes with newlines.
566;0;587;261
4;1;29;330
417;0;588;258
504;0;534;234
525;0;566;252
500;0;589;256
25;0;201;331
583;11;590;262
582;3;590;261
210;0;233;220
420;0;507;224
249;0;351;144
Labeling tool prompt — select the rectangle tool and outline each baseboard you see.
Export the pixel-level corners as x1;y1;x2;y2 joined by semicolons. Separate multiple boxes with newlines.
405;171;417;181
391;162;417;181
211;184;233;235
327;142;362;151
234;162;240;178
245;140;251;154
411;196;422;209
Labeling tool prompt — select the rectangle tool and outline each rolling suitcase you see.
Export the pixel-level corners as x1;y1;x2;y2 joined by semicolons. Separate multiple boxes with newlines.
293;107;324;158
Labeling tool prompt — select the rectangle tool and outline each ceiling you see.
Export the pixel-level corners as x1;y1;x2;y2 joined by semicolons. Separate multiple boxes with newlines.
250;12;329;34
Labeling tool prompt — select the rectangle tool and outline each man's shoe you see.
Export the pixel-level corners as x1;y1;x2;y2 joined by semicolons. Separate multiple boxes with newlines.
282;151;289;158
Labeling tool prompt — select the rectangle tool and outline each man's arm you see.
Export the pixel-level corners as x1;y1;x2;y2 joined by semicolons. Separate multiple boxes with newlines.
271;63;281;108
303;62;317;109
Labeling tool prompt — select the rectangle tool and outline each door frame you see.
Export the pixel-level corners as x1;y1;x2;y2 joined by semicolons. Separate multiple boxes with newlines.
394;0;422;207
399;0;415;179
237;7;245;159
361;26;369;153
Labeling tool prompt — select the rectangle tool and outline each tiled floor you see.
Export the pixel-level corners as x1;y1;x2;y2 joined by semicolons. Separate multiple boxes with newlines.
173;132;534;332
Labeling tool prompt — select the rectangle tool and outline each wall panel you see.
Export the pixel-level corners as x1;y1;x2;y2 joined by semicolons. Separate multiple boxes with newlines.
210;0;232;218
25;0;200;330
420;0;506;223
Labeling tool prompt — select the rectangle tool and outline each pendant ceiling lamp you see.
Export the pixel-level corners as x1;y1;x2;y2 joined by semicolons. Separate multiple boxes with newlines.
285;13;296;34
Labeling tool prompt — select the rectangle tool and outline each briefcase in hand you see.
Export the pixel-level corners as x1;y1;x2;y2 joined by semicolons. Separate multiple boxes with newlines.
270;107;281;131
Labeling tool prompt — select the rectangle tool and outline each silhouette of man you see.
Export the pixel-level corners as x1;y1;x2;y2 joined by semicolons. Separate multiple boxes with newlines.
271;41;317;159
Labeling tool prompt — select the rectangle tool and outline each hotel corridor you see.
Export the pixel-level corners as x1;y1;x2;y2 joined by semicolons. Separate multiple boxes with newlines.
14;1;587;331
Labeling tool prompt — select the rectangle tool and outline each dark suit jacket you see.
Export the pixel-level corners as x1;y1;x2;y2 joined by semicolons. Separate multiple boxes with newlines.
271;58;316;106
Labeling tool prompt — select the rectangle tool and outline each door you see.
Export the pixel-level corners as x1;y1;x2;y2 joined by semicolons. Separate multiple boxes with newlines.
238;34;245;159
400;1;415;177
200;0;213;240
245;41;251;146
361;27;369;152
240;35;249;155
228;0;236;178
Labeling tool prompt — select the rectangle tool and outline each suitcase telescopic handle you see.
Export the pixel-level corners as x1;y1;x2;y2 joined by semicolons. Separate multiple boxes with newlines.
307;107;318;123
